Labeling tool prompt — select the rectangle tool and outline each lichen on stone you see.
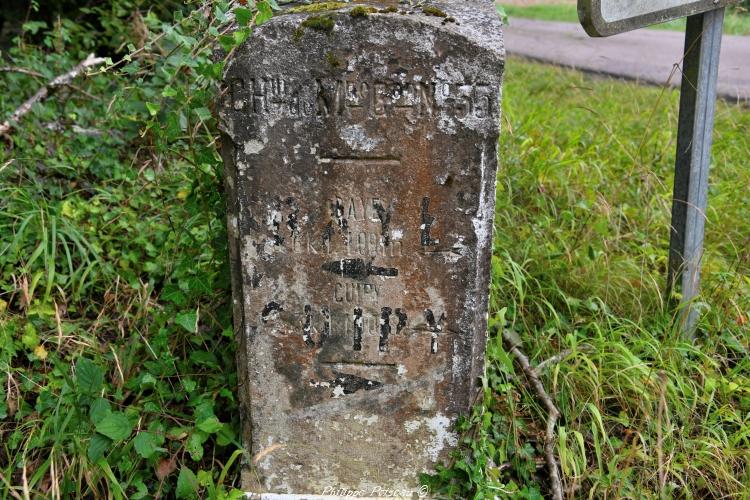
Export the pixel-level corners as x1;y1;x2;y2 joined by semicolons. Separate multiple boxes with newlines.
421;5;447;18
286;2;347;14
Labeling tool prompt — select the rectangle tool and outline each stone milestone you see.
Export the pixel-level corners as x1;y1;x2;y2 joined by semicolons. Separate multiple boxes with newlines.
219;1;504;495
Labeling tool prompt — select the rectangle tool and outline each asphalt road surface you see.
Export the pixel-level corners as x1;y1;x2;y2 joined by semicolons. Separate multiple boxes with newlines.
504;18;750;102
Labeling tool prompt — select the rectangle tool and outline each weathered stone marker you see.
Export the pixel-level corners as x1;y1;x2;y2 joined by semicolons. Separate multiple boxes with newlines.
219;1;504;495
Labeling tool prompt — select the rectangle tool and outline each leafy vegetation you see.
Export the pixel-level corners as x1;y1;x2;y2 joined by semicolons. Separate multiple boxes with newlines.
426;60;750;498
499;3;750;36
0;0;274;497
1;1;749;499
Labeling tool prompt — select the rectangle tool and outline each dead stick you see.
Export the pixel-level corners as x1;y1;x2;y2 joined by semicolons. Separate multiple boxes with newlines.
503;330;563;500
657;371;667;495
0;67;45;78
0;54;106;137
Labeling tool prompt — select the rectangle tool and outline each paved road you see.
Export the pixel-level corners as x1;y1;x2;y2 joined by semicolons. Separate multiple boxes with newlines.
504;18;750;102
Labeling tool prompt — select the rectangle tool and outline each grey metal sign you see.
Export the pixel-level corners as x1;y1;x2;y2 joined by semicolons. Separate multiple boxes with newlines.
578;0;742;36
579;0;738;335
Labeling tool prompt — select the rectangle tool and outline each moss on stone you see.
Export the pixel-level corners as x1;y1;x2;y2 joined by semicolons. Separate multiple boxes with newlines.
379;6;398;14
287;2;347;14
300;15;336;34
326;51;341;68
422;5;447;18
350;6;377;17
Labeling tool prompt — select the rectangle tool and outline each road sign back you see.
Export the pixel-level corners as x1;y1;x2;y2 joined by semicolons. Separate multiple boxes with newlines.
579;0;741;36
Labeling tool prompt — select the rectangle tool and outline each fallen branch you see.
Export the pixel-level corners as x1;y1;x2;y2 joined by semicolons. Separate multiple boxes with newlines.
503;330;563;500
536;349;573;372
656;371;667;495
536;344;593;372
0;66;45;78
0;54;107;138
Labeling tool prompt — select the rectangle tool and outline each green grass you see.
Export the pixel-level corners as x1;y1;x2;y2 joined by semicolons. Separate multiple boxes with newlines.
500;3;750;35
2;7;750;498
427;58;750;497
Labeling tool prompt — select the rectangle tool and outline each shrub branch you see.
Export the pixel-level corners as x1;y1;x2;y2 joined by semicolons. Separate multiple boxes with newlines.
0;53;106;138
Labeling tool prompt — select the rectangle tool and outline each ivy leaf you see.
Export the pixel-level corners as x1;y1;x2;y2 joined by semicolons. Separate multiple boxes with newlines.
176;466;199;499
234;7;252;26
218;34;235;52
87;433;112;462
193;107;212;123
186;274;212;296
134;431;158;459
176;310;198;333
95;412;133;441
146;102;160;116
233;27;251;46
76;358;104;396
256;1;273;24
162;284;187;306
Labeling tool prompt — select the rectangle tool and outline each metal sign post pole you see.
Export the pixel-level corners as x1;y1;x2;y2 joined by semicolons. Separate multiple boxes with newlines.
667;8;725;337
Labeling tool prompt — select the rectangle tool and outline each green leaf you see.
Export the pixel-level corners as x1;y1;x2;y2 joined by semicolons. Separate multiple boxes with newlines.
189;350;218;368
216;424;237;447
234;7;252;26
162;284;187;306
21;323;39;349
176;310;198;333
146;102;160;116
176;466;199;499
186;431;207;461
89;397;112;424
77;358;104;396
218;34;235;52
233;28;251;46
193;107;212;122
186;274;212;296
196;416;223;434
256;1;273;24
95;412;133;441
134;431;158;459
87;433;112;462
183;378;197;392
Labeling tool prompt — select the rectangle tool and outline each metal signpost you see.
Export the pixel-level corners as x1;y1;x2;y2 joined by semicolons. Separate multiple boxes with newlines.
578;0;742;336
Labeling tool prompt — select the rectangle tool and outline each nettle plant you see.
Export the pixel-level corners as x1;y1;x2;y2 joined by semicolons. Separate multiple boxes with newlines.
0;1;275;498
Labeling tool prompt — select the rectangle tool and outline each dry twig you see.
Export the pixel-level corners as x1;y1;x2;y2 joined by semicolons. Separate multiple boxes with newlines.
503;330;563;500
0;54;106;138
657;371;667;495
0;67;45;78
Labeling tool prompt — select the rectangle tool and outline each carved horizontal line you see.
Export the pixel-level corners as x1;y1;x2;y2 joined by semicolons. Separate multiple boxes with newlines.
319;158;401;168
320;361;398;368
